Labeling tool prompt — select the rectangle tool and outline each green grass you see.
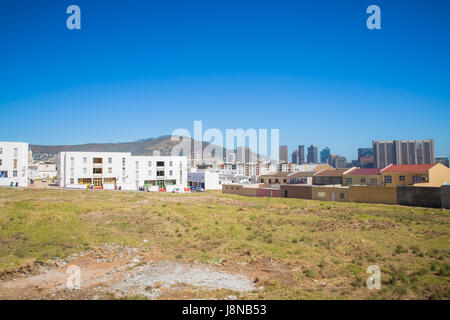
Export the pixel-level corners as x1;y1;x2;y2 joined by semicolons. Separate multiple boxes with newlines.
0;188;449;299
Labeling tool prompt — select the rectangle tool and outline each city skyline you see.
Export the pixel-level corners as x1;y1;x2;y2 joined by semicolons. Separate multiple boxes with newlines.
1;1;449;160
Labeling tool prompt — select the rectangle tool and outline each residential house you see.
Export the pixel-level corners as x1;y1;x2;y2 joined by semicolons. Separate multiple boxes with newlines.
343;168;381;186
380;163;450;187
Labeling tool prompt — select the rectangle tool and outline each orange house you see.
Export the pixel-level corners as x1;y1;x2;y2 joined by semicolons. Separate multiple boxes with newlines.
380;163;450;187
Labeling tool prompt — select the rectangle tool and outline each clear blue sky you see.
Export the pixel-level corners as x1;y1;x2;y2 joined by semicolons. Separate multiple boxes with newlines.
1;0;449;160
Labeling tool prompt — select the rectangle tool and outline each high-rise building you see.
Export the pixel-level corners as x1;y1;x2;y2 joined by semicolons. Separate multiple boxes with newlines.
307;145;318;163
279;145;288;163
292;150;299;164
236;146;251;163
335;156;347;169
320;147;330;163
435;156;449;168
357;147;374;168
298;145;305;164
373;139;435;168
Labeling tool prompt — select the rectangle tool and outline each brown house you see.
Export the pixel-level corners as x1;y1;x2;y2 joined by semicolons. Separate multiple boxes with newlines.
312;168;355;186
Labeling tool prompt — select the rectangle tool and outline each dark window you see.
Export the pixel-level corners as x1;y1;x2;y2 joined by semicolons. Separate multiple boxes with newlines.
157;161;165;167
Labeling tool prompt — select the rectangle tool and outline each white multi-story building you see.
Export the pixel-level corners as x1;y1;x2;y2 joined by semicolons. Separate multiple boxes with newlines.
132;156;187;191
29;162;57;180
0;142;29;187
56;152;187;191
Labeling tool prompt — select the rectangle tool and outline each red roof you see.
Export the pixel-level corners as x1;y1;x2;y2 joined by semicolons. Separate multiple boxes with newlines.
346;168;381;175
381;164;435;173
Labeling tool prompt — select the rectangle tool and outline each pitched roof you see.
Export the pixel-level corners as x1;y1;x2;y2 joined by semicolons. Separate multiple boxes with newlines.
261;172;291;177
314;169;346;177
381;164;435;173
346;168;381;175
288;171;316;177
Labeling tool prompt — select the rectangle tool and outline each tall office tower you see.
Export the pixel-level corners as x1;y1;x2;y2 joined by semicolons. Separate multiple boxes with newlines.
279;145;288;163
307;145;318;163
320;147;331;163
292;150;299;164
298;145;305;164
335;156;347;169
373;139;435;168
358;147;375;168
236;146;251;163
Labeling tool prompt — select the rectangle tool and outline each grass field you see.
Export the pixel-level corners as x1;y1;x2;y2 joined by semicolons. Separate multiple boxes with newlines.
0;188;449;299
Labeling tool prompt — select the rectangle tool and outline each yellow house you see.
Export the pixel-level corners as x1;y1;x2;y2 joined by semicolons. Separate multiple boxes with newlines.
380;163;450;187
343;168;381;186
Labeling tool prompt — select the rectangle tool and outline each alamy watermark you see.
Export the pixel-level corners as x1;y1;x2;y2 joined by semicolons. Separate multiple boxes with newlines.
366;265;381;290
170;121;280;164
66;265;81;290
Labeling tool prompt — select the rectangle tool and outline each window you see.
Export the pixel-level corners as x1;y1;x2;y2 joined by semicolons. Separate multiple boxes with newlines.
0;171;8;178
148;170;152;176
413;176;423;183
83;168;87;174
70;168;74;177
169;170;173;176
157;170;164;177
179;162;182;169
316;178;321;183
399;175;405;181
360;177;365;183
148;161;152;167
0;159;2;166
108;157;112;164
70;178;74;184
169;161;173;167
0;148;2;155
122;168;126;176
78;178;92;185
324;178;329;184
13;159;17;169
93;158;103;164
384;175;392;183
122;158;126;166
13;170;17;177
108;167;112;174
157;161;164;167
13;148;18;158
261;178;264;183
93;168;103;174
346;178;352;185
70;157;74;168
317;192;326;198
283;179;287;183
340;193;345;199
122;177;126;183
269;179;272;183
83;157;87;164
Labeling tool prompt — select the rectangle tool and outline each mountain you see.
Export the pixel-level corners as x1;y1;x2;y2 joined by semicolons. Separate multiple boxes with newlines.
30;136;269;162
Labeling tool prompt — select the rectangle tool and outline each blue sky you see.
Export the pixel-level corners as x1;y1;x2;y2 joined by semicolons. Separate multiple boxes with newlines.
0;0;449;160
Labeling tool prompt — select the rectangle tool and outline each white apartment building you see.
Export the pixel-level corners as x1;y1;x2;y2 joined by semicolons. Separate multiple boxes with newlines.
29;162;57;180
57;152;187;191
132;155;187;191
0;142;29;187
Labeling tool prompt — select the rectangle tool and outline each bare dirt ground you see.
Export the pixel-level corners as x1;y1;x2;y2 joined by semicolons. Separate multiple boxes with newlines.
0;244;268;300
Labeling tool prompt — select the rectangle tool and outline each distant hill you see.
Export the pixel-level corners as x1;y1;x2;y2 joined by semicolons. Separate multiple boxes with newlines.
30;135;269;162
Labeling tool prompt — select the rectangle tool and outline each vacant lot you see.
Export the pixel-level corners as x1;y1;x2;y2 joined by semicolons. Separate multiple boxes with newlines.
0;188;449;300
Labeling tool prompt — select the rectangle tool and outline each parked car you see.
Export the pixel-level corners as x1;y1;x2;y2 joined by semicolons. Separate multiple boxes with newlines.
42;178;47;183
172;188;181;193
